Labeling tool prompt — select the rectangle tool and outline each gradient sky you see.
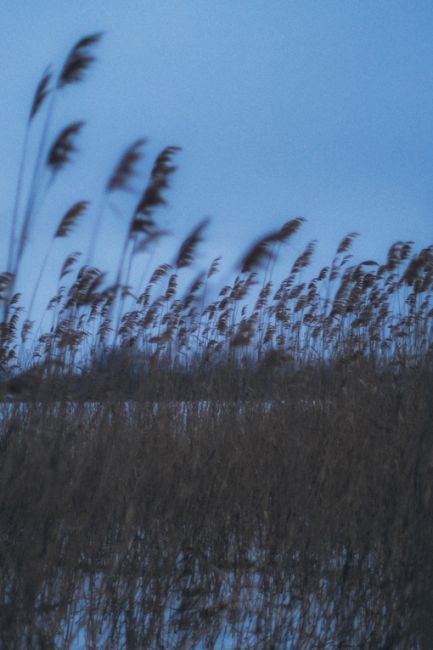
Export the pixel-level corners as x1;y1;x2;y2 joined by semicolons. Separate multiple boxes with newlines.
1;0;432;307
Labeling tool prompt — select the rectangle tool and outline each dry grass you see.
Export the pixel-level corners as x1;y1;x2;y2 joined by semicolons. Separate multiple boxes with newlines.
0;34;432;649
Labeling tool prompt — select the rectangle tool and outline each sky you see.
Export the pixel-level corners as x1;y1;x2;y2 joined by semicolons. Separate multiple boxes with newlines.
1;0;432;309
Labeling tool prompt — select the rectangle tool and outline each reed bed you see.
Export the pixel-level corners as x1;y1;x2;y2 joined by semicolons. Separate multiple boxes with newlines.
0;34;432;649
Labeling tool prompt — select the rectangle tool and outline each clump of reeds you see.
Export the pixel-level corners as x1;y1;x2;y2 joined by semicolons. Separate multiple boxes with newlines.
0;34;432;650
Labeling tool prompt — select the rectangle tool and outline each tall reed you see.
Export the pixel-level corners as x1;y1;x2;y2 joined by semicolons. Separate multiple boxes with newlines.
0;34;432;650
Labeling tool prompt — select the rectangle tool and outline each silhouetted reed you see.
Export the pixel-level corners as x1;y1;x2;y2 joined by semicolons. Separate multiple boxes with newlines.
0;34;432;649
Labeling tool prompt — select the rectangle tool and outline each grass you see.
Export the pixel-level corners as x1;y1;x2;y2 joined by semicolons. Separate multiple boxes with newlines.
0;34;432;649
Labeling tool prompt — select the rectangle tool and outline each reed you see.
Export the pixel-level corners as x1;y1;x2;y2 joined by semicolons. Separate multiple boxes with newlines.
0;34;432;649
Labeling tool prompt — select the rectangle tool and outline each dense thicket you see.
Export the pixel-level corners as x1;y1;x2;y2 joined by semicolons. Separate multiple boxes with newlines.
0;34;432;649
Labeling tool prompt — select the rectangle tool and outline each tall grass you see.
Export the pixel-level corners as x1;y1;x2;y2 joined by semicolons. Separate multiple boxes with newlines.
0;35;432;649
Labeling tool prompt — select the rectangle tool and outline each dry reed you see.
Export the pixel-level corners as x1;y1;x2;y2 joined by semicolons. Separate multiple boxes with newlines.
0;34;432;650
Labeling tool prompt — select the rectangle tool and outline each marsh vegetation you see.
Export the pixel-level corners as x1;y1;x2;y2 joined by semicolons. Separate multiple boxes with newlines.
0;34;432;649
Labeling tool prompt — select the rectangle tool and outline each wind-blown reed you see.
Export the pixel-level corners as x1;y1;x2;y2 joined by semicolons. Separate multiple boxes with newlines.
0;34;432;650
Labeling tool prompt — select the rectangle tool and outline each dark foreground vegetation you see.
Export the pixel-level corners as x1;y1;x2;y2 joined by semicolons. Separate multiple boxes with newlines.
0;34;432;649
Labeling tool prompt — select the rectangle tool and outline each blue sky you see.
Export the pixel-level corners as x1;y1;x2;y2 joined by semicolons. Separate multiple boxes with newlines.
1;0;432;306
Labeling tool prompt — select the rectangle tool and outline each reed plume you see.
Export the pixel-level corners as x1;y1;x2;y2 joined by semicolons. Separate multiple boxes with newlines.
47;122;85;174
57;32;104;88
29;67;52;122
175;218;210;269
106;138;146;193
239;217;304;273
54;201;89;239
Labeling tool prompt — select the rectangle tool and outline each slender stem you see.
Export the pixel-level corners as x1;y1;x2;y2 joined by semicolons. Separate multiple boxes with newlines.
114;227;132;292
138;247;156;294
4;89;57;338
86;193;107;266
15;89;57;269
27;238;54;321
7;127;30;277
113;235;133;340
